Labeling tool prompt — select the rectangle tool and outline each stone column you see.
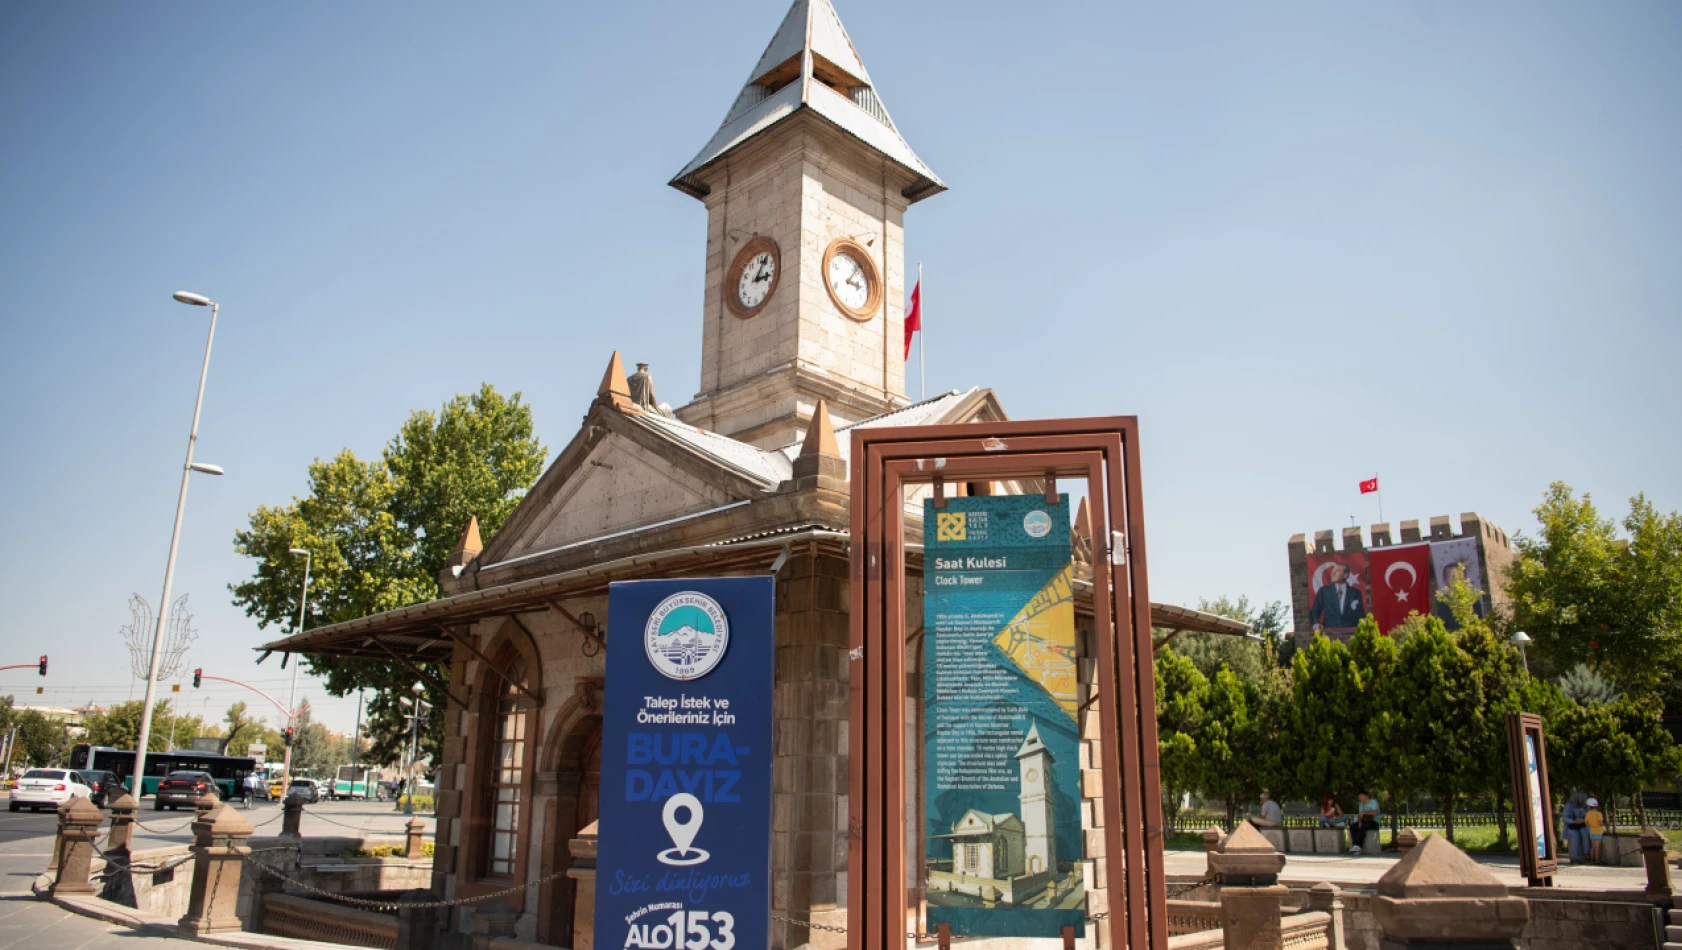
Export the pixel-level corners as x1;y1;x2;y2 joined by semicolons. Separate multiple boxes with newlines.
1304;882;1345;950
178;802;256;937
569;821;598;950
1203;826;1226;878
473;899;519;950
1371;835;1528;949
280;795;304;841
1395;828;1419;856
396;888;441;950
1208;823;1288;950
1639;826;1673;896
47;797;73;872
406;816;427;859
100;790;139;906
50;796;103;897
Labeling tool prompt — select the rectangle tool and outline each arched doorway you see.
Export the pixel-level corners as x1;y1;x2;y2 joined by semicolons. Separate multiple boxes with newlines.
576;723;602;830
538;705;604;946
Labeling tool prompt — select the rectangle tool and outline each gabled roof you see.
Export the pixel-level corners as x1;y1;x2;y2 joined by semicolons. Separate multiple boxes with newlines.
775;388;984;463
670;0;945;203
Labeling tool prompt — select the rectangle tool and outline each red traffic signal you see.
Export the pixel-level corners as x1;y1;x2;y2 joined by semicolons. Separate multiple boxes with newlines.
193;668;202;688
283;727;295;747
38;655;46;676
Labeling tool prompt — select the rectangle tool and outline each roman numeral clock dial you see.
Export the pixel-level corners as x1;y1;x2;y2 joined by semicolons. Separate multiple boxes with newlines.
724;234;780;318
821;237;882;321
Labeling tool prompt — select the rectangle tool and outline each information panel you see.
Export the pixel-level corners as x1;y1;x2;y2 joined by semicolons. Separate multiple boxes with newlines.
924;495;1085;937
597;578;775;950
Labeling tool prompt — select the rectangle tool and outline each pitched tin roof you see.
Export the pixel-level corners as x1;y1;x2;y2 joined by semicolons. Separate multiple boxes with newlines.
776;388;978;463
670;0;945;203
632;411;794;487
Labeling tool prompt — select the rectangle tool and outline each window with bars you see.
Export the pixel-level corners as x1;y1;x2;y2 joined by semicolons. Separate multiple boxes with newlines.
963;842;979;872
486;659;529;878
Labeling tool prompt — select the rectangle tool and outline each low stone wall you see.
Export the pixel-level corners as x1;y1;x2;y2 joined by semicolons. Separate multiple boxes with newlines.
1518;890;1670;950
261;892;399;949
96;844;196;921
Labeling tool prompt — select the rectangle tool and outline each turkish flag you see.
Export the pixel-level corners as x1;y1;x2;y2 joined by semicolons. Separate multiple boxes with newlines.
1359;477;1379;494
1369;543;1433;634
903;280;921;360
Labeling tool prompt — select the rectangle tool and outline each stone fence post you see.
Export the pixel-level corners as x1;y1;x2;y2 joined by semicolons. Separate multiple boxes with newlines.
280;795;304;841
1394;828;1419;857
569;820;599;950
100;790;139;906
1639;826;1672;896
396;888;441;950
47;798;73;872
1371;835;1528;949
473;899;519;950
1209;823;1288;950
406;817;427;859
178;802;255;937
1304;882;1345;950
1203;826;1226;878
50;796;103;897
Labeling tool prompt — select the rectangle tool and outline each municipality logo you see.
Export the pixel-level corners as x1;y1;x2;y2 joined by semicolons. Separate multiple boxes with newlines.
1023;509;1052;538
644;591;730;681
937;512;967;542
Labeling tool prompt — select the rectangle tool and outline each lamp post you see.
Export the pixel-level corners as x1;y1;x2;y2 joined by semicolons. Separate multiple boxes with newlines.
282;548;311;780
401;682;427;816
1510;631;1533;675
132;291;224;796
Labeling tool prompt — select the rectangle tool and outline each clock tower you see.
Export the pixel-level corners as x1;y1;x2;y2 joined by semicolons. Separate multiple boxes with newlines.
1016;722;1058;877
670;0;945;448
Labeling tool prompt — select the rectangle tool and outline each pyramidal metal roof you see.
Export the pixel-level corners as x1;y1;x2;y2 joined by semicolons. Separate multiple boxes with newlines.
670;0;945;204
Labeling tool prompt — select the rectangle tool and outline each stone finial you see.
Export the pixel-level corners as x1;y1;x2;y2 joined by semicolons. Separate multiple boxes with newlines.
596;351;634;410
1396;827;1420;855
787;400;846;488
797;399;841;459
1638;826;1672;895
406;816;427;859
1201;826;1225;877
280;795;304;841
448;516;483;569
1372;835;1528;944
49;795;103;897
1211;821;1287;885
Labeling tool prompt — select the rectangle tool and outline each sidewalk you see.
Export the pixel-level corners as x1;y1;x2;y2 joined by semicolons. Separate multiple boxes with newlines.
0;891;203;948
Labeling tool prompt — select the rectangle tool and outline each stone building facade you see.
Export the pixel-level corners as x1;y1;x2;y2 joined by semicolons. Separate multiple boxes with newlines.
265;3;1243;946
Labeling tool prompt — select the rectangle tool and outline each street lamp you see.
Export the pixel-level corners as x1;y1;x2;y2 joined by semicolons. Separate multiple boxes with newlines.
282;548;311;781
132;291;224;797
1510;631;1533;675
402;682;427;816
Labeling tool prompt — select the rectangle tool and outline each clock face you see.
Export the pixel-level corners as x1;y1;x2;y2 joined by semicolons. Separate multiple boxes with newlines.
827;251;871;311
737;251;775;310
1025;769;1040;784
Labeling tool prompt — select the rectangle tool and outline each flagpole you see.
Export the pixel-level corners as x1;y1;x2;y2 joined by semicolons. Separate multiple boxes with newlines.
1375;472;1384;524
917;261;925;401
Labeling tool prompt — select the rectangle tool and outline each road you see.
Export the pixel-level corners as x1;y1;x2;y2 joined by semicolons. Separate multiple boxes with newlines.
0;793;435;948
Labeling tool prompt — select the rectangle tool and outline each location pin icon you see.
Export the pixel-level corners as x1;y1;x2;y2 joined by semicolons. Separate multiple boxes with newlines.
663;793;704;856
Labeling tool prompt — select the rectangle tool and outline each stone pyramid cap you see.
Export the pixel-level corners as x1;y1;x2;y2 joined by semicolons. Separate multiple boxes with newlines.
1073;496;1092;541
1375;834;1506;898
449;516;483;567
1218;821;1279;855
201;801;256;838
63;794;103;824
597;351;634;409
797;400;841;459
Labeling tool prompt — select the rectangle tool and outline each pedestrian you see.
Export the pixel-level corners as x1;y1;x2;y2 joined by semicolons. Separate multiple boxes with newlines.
1254;791;1283;827
241;771;259;808
1348;792;1381;853
1561;792;1590;862
1318;795;1345;829
1585;797;1606;863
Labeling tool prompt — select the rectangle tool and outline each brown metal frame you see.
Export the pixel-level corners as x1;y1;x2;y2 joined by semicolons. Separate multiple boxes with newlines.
848;418;1166;950
1505;711;1558;887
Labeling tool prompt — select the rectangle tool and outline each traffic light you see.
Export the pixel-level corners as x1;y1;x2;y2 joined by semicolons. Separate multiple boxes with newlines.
193;668;202;688
283;727;295;747
37;655;46;676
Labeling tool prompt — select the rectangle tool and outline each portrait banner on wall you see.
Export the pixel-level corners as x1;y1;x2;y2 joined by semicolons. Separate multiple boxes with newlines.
596;577;775;950
1430;537;1486;627
1306;551;1369;637
1367;543;1432;634
923;494;1085;938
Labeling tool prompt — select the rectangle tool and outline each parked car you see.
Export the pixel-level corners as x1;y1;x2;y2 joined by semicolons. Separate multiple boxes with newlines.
84;770;126;808
8;769;93;812
154;770;217;811
286;778;321;803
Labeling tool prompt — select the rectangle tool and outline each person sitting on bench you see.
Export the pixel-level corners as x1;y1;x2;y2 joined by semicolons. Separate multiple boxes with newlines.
1348;792;1381;853
1252;791;1284;828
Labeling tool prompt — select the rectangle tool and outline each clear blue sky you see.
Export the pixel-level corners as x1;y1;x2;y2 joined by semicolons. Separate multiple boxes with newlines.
3;2;1678;734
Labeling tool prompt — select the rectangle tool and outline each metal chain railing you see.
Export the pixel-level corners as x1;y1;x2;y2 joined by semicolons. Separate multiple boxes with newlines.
239;853;564;912
1166;874;1219;898
771;913;848;934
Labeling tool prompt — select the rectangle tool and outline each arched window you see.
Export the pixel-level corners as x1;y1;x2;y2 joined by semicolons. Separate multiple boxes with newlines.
486;658;530;877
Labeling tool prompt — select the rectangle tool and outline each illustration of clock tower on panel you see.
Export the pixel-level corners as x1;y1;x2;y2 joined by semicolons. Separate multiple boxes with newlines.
1015;723;1058;877
669;0;945;449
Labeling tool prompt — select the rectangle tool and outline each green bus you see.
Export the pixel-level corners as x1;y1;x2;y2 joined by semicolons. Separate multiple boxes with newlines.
69;744;256;799
332;765;387;800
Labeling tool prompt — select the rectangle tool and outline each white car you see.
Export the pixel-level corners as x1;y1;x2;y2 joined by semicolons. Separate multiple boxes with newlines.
8;769;93;812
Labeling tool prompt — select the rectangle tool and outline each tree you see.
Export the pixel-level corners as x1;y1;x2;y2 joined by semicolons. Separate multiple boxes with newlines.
1445;577;1528;849
81;700;207;754
1195;667;1268;830
219;702;257;755
230;385;546;758
1169;596;1291;691
1154;648;1208;818
3;704;69;768
1378;619;1487;843
1283;633;1364;804
288;699;350;778
1506;484;1682;696
1550;695;1682;827
1557;665;1620;706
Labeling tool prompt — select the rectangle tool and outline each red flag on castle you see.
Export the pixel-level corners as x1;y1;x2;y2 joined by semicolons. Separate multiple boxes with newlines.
1359;477;1379;494
903;279;922;359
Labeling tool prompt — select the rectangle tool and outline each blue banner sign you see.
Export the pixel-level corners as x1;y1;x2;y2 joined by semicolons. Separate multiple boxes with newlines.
597;578;775;950
924;495;1085;937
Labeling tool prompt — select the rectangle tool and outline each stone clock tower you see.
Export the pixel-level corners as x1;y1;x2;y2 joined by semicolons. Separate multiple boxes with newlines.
670;0;945;449
1016;722;1058;876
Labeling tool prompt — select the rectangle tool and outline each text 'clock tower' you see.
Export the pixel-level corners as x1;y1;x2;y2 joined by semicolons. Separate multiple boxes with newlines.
669;0;945;448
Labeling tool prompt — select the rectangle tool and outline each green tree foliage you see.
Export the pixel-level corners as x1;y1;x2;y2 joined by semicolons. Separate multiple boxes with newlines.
1556;664;1621;706
1283;633;1364;803
230;385;545;761
1154;649;1208;817
1168;596;1290;691
1377;619;1487;843
220;702;256;755
81;700;208;754
1446;577;1528;848
1196;667;1268;830
1506;483;1682;696
1550;695;1682;826
288;699;352;778
0;698;70;768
